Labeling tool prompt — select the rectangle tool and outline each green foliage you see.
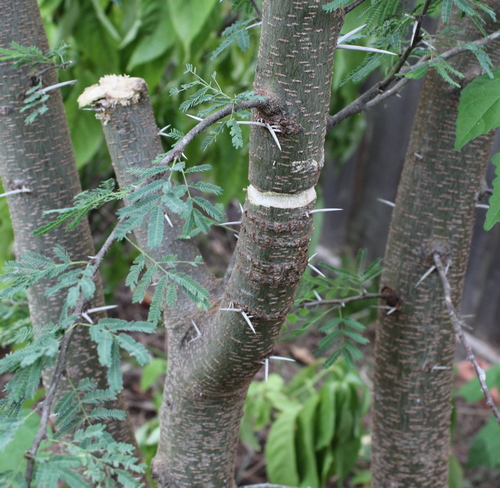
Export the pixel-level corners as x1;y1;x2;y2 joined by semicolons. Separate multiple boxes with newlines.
89;319;154;392
286;250;382;368
32;423;146;488
210;19;253;61
0;41;69;68
455;68;500;151
0;293;31;348
484;153;500;231
34;179;129;236
170;65;263;151
242;361;369;488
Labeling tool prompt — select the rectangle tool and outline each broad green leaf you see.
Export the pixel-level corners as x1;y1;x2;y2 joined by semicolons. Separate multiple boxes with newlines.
127;8;176;70
485;153;500;231
0;412;39;469
455;69;500;150
448;455;463;488
140;358;167;391
467;415;500;468
265;407;301;486
295;395;320;487
166;0;218;56
316;382;337;449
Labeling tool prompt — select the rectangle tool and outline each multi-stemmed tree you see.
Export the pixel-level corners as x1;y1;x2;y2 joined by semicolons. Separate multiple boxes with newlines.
1;0;500;487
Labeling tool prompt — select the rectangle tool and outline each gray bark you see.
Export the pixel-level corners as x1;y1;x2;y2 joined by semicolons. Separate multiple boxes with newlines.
371;6;500;487
0;0;142;462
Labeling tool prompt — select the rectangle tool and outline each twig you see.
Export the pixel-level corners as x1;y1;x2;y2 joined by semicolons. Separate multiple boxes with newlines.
159;99;266;167
434;253;500;426
249;0;262;21
327;27;500;131
304;292;388;308
344;0;367;14
24;224;120;487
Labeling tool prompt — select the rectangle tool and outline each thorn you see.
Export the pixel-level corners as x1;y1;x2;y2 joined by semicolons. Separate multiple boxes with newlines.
241;311;256;334
220;307;243;312
219;221;242;226
414;153;424;159
86;305;118;314
308;208;343;214
239;202;244;214
265;123;282;151
39;79;77;94
308;263;326;278
336;44;397;56
476;204;489;209
337;24;366;44
246;21;262;30
386;307;397;315
81;312;93;324
185;113;204;122
410;19;419;45
164;213;174;228
415;265;436;288
313;291;322;302
377;198;395;208
269;355;296;362
158;124;171;136
444;260;451;275
431;365;452;371
0;187;31;198
308;253;318;262
188;320;202;343
264;357;269;382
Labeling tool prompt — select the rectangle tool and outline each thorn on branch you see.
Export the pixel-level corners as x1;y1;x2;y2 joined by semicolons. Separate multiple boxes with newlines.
377;198;395;208
434;252;500;426
0;186;31;198
415;264;436;288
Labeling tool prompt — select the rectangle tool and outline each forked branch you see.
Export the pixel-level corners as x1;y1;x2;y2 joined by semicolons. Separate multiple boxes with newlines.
327;29;500;131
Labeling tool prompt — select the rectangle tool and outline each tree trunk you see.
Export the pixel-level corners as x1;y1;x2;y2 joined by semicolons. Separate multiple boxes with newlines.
78;2;344;486
371;7;500;488
0;0;141;455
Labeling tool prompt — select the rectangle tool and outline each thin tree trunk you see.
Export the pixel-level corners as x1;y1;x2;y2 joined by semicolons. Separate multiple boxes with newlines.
0;0;142;458
371;6;500;488
78;2;344;486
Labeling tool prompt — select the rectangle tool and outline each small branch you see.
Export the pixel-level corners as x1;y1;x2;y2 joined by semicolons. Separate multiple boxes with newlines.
24;224;120;487
159;99;266;167
434;253;500;426
327;28;500;131
344;0;367;14
249;0;262;21
303;292;387;308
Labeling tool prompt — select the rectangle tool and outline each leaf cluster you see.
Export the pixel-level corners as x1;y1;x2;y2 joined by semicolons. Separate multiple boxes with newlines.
0;41;69;68
125;252;210;322
169;65;263;150
35;179;129;236
241;361;369;487
89;319;155;392
287;250;383;368
122;160;225;242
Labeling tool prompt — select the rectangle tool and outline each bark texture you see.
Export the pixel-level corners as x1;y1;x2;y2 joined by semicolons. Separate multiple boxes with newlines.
371;6;500;488
79;2;343;487
0;0;141;455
